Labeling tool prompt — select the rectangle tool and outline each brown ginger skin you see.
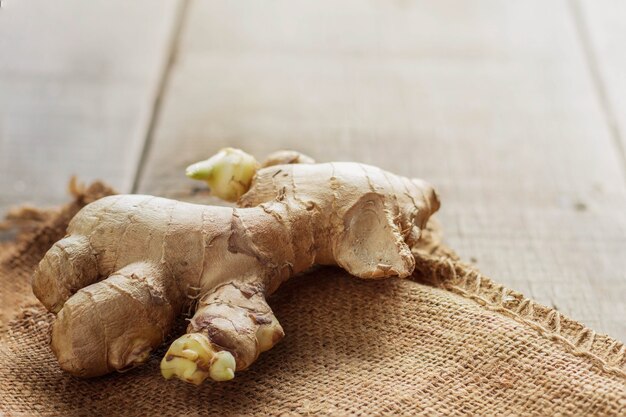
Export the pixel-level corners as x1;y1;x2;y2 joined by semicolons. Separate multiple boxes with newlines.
32;152;439;384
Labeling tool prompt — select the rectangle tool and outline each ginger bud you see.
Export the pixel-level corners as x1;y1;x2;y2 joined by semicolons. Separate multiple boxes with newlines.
160;333;236;385
186;147;259;202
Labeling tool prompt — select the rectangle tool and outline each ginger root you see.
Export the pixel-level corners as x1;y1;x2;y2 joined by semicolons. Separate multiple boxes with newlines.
32;149;439;385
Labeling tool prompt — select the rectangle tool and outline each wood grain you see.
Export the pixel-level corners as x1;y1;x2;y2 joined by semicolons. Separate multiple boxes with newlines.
0;0;180;215
137;0;626;339
576;0;626;170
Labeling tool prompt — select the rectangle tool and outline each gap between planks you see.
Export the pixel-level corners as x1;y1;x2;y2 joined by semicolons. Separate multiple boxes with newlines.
131;0;191;193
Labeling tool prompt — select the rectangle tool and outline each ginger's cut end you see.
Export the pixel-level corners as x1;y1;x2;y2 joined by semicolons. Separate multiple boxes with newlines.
185;147;259;202
161;333;236;385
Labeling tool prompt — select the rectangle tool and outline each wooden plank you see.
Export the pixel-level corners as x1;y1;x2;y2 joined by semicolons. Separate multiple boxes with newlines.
575;0;626;169
0;0;180;215
137;0;626;339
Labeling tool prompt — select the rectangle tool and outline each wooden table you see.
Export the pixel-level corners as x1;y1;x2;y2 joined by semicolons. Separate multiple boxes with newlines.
1;0;625;340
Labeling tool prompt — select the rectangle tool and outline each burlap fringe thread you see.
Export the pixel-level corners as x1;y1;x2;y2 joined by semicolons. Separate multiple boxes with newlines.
413;255;626;379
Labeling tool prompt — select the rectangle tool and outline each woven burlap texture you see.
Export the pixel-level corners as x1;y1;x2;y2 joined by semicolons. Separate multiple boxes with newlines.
0;184;624;416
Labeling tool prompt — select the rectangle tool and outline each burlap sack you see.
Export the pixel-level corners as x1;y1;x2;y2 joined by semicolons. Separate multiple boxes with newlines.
1;184;624;416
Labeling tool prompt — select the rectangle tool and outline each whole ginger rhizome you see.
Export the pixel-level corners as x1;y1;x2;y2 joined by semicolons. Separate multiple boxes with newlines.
33;148;439;385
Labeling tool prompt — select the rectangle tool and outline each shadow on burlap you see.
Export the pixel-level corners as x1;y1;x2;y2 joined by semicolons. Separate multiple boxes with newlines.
0;183;624;416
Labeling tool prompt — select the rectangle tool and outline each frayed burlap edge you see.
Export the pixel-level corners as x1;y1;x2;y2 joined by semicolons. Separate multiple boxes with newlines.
411;252;626;379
